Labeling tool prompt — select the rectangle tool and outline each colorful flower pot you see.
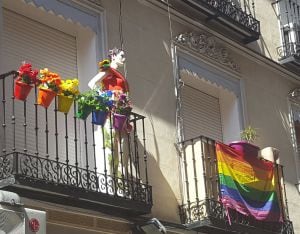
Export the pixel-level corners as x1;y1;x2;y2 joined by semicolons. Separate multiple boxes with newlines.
37;88;56;108
14;80;33;101
92;110;109;126
113;113;128;131
229;141;260;157
76;104;92;120
58;95;74;113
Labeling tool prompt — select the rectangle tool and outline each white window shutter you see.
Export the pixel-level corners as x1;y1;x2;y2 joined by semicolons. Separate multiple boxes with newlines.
2;9;78;163
182;85;223;141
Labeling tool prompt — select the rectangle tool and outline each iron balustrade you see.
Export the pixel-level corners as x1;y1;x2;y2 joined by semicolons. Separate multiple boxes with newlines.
0;71;152;214
178;135;294;234
274;0;300;62
277;42;300;59
185;0;260;35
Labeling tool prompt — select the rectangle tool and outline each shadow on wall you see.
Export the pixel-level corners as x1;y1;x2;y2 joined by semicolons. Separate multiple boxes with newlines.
145;151;182;223
136;116;182;222
247;36;273;59
278;105;300;189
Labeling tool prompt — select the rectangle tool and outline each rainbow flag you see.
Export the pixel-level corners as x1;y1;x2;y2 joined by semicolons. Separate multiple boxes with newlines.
216;142;282;222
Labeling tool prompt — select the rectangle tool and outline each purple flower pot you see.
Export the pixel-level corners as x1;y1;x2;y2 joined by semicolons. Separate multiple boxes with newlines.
229;141;260;157
113;113;128;131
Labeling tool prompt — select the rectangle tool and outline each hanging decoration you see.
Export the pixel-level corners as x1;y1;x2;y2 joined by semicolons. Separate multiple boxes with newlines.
14;62;38;101
58;78;79;113
38;68;61;108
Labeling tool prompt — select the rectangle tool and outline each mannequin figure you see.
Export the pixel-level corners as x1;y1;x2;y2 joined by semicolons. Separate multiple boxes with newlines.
89;48;130;178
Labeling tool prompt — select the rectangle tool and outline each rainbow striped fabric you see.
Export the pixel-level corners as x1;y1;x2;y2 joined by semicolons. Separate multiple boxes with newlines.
216;142;282;222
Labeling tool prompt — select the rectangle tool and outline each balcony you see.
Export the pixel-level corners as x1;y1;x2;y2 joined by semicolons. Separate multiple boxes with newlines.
0;71;152;215
178;136;294;234
277;42;300;69
161;0;260;43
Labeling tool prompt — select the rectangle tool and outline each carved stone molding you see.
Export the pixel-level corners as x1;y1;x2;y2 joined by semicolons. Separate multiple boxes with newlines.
174;32;240;73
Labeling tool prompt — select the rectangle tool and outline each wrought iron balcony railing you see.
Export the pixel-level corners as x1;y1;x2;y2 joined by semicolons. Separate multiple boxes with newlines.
0;71;152;215
277;42;300;60
178;0;260;42
178;136;294;234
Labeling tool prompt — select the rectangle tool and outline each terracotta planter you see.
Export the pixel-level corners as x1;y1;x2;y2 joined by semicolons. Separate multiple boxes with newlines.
92;110;108;126
38;88;56;108
229;141;260;157
76;104;92;120
14;80;33;101
113;113;128;131
58;95;74;113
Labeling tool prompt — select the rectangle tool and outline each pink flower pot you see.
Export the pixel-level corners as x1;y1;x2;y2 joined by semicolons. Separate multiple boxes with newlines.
229;141;260;157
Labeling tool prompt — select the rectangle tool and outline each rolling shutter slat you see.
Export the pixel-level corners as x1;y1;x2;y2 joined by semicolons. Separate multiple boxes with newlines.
2;9;78;163
182;85;223;141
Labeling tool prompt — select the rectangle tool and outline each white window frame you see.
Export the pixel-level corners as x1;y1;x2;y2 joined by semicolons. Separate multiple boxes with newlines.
0;0;107;165
0;0;107;88
174;47;244;144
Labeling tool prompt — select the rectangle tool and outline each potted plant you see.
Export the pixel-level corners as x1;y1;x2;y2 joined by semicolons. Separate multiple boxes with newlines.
229;125;260;157
38;68;62;108
112;93;132;131
76;89;102;120
14;62;39;101
58;78;79;113
91;90;113;126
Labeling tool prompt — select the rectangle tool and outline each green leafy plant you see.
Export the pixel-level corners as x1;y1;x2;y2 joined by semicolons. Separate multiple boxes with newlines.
76;90;98;119
240;125;258;143
76;89;109;112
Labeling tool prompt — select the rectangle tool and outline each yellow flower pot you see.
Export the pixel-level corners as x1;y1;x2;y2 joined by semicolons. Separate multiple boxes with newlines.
58;95;74;113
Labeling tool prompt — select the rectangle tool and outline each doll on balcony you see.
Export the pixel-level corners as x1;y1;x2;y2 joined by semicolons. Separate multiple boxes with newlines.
88;48;132;179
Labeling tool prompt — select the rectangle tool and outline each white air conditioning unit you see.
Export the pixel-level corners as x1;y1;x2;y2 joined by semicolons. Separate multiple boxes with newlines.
0;190;46;234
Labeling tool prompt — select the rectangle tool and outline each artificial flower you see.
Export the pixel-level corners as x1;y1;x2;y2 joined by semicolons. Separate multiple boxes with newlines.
113;92;132;115
39;68;62;93
60;78;80;97
17;62;39;85
98;59;111;70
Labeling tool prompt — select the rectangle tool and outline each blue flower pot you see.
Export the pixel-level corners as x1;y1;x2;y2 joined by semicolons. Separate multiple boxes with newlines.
92;110;108;126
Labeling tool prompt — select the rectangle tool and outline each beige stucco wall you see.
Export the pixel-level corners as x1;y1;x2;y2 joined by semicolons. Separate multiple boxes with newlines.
238;54;300;231
0;0;298;229
101;0;188;222
1;0;299;232
247;0;282;61
100;0;300;231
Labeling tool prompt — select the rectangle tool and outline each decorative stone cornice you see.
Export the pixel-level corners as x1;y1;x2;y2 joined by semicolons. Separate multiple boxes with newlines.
174;32;240;73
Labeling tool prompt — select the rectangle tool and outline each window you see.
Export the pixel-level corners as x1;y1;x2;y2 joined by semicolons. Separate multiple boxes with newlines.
276;0;300;57
177;52;243;144
181;78;223;142
0;0;104;166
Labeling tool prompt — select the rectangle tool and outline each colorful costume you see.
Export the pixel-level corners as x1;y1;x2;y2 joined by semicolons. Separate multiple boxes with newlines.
101;68;129;93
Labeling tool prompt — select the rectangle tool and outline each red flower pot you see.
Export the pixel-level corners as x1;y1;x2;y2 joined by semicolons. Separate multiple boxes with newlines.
229;141;260;157
38;88;56;108
14;80;33;101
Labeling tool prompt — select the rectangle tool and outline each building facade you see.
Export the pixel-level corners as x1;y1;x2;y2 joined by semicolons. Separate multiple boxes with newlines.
0;0;299;233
